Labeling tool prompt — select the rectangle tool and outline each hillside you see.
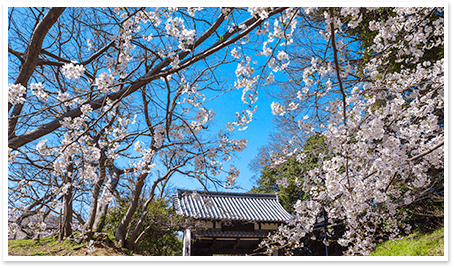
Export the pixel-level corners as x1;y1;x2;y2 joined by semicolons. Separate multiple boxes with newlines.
370;227;444;256
8;235;128;256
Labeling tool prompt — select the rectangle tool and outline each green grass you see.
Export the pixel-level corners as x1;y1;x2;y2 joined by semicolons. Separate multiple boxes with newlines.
370;227;444;256
8;234;128;256
8;235;82;256
31;251;48;256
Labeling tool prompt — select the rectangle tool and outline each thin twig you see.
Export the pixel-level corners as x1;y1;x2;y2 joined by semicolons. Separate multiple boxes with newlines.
329;7;347;126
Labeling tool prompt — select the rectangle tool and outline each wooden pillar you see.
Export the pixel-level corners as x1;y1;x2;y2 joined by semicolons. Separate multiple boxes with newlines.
183;229;191;256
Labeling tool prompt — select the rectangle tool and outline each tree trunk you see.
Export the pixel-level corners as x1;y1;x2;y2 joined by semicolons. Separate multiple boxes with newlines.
115;173;146;247
126;163;184;250
83;163;106;238
83;151;108;237
59;181;72;240
59;165;73;240
93;164;122;232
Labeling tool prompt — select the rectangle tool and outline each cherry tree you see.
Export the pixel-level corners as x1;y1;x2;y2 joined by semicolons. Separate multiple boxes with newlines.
260;7;444;255
9;6;443;256
7;6;298;249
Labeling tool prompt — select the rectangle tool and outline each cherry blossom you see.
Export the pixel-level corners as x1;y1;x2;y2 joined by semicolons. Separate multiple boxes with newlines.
261;7;444;256
61;62;86;79
8;83;26;105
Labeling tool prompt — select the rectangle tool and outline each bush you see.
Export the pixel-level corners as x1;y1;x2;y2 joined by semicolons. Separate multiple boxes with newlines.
104;198;182;256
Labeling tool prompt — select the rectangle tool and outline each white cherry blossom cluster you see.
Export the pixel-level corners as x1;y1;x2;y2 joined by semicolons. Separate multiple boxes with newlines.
136;9;161;26
187;7;203;17
340;7;363;29
248;7;270;20
218;133;248;161
276;177;288;188
165;17;196;49
36;139;52;156
8;83;26;105
226;165;240;188
8;148;18;163
131;148;156;175
108;10;140;78
190;108;213;134
227;8;298;132
94;72;118;93
177;79;206;108
61;62;85;79
30;82;48;101
8;221;20;239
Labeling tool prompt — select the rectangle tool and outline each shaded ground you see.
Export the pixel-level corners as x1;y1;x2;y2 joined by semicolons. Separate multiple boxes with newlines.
8;235;128;256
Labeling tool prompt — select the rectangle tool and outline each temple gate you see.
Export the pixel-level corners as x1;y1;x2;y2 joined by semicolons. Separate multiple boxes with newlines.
173;189;293;256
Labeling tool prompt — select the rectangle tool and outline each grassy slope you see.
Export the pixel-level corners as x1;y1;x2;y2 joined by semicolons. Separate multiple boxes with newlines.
370;227;444;256
8;235;128;256
9;227;444;257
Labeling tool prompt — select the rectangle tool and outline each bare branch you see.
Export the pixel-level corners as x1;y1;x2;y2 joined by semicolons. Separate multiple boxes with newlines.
8;7;66;136
407;141;444;162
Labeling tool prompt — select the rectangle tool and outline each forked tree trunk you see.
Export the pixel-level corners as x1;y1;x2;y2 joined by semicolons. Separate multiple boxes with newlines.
93;164;122;232
115;173;146;247
83;155;106;237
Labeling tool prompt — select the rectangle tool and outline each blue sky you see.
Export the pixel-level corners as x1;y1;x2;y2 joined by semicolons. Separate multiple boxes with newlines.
166;33;292;194
169;77;279;193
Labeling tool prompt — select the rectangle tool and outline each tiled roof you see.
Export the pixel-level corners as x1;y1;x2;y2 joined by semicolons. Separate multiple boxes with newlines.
173;189;293;222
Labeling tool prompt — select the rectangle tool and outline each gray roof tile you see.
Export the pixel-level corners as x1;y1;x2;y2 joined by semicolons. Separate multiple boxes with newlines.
173;189;293;222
